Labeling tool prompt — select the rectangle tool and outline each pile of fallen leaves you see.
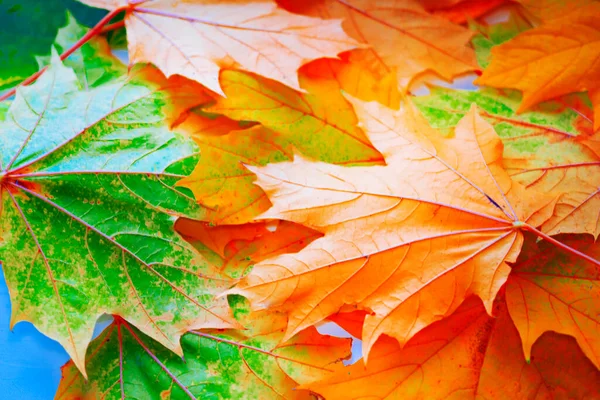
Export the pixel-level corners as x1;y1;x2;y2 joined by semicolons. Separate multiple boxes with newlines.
1;0;599;398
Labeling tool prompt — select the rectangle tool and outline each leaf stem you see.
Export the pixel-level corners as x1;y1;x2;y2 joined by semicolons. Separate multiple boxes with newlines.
100;20;126;34
523;223;600;267
0;6;126;102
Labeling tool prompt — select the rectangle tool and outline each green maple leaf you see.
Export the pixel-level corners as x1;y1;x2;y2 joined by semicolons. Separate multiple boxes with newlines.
37;12;126;88
413;86;593;155
0;56;235;375
0;0;106;90
56;296;351;400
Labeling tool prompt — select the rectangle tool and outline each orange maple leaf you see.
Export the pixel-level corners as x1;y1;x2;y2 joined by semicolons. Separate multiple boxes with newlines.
228;98;557;358
78;0;360;95
476;2;600;130
507;131;600;238
176;219;321;278
304;297;600;399
507;233;600;369
279;0;479;88
516;0;596;23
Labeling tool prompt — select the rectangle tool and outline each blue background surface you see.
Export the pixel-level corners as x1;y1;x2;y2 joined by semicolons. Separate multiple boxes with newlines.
0;270;69;399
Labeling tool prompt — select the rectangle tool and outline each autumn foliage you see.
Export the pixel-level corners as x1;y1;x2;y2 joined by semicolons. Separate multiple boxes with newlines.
0;0;599;398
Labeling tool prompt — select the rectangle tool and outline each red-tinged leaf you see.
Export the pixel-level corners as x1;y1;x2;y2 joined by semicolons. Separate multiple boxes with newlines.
423;0;509;24
328;310;367;339
176;219;322;278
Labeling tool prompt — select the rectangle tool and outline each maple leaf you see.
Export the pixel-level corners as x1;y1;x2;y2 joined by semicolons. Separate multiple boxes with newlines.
516;0;596;23
132;64;230;130
507;233;600;369
469;9;533;68
415;87;600;237
209;67;383;166
328;309;366;339
304;297;600;399
0;0;105;89
77;0;360;95
178;125;294;224
278;0;479;88
228;97;557;358
176;219;322;279
0;57;236;375
178;56;397;223
56;308;350;400
36;12;127;88
475;2;600;130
